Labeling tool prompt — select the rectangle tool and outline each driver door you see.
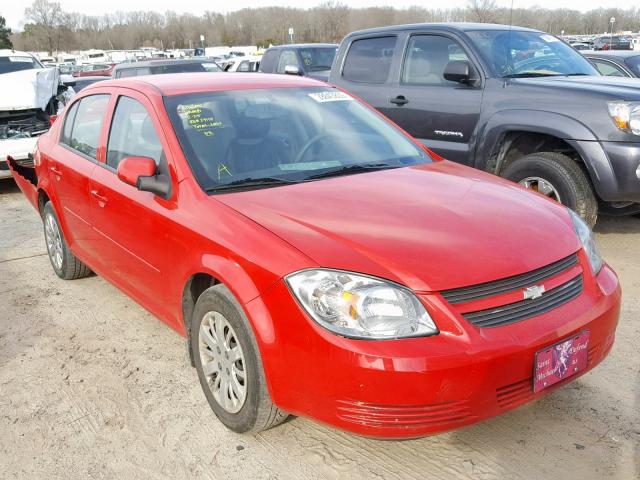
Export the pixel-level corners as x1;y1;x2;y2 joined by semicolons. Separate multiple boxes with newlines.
384;34;483;165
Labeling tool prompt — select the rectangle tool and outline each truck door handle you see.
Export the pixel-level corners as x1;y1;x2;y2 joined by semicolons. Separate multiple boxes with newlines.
390;95;409;106
90;190;108;204
50;166;63;176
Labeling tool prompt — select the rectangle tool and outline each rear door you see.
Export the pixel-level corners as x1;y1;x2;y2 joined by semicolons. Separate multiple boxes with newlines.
385;33;484;165
259;49;280;73
48;93;110;257
88;88;177;316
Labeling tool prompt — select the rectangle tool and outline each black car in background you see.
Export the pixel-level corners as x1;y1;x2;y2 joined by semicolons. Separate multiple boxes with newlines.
584;51;640;78
593;35;632;51
329;23;640;225
259;43;337;81
112;58;221;78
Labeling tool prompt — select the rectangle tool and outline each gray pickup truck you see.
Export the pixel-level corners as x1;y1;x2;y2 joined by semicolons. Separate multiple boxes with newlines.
329;23;640;225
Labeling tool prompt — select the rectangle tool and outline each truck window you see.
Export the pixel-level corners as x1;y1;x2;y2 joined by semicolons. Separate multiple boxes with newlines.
260;50;279;72
402;35;470;85
343;36;396;84
277;50;300;73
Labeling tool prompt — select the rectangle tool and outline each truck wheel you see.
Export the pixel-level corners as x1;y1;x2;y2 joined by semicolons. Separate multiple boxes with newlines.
502;152;598;226
42;202;93;280
192;284;288;433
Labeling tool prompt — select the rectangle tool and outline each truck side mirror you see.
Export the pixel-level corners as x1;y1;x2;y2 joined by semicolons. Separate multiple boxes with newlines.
284;65;302;76
443;60;473;85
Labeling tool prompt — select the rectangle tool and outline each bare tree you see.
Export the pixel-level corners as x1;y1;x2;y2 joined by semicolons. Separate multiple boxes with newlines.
24;0;63;54
467;0;497;23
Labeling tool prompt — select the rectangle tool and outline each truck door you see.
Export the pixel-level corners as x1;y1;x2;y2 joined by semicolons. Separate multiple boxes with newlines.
384;34;483;166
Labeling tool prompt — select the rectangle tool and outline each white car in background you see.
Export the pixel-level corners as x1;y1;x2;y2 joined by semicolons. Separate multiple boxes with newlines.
0;50;69;179
223;55;261;72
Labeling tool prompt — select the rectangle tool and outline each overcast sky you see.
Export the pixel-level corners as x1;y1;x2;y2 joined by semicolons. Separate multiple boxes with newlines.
4;0;633;30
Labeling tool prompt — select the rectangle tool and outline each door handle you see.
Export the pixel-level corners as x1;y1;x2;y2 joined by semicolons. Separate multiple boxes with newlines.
50;166;63;176
390;95;409;106
90;190;108;204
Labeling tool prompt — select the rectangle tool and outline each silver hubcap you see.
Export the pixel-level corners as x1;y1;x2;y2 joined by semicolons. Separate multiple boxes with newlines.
199;312;247;413
44;213;63;270
519;177;562;202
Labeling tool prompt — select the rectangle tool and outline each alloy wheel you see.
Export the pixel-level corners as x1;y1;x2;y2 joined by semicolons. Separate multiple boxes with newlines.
44;213;64;271
519;176;562;202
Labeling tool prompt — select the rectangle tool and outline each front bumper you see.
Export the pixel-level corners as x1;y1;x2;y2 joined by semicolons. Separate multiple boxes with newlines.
248;263;621;439
579;140;640;203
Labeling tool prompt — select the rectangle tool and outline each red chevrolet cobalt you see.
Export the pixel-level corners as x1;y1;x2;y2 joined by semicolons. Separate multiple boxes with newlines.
8;73;620;438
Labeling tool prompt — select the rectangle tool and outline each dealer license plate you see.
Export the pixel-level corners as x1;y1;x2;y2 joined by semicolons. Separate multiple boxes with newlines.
533;331;589;393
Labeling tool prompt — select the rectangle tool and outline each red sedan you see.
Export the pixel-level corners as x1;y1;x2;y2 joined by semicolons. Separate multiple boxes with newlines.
7;73;620;438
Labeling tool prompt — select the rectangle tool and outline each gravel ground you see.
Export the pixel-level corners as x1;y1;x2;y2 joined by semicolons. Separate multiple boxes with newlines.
1;177;638;480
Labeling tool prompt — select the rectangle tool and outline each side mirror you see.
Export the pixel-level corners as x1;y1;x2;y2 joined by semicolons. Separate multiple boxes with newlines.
117;155;157;187
284;65;301;76
443;60;473;84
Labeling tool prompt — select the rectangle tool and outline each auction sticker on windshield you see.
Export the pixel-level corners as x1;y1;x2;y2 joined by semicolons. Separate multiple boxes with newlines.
534;331;589;393
308;91;352;102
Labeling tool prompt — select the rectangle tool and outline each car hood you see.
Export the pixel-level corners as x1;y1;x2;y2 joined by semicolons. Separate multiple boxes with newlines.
0;68;60;111
512;75;640;100
216;161;580;292
306;69;330;82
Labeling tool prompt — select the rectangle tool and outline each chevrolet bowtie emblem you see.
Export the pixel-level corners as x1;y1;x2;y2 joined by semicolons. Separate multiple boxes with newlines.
523;285;545;300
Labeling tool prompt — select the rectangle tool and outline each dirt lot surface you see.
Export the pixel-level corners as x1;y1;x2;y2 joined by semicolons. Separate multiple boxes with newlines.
0;178;638;480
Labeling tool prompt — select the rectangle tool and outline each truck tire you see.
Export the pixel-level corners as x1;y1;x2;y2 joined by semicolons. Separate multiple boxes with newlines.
42;202;93;280
192;284;288;433
502;152;598;227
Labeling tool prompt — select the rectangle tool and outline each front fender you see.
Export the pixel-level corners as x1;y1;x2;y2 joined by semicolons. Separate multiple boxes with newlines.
476;109;599;172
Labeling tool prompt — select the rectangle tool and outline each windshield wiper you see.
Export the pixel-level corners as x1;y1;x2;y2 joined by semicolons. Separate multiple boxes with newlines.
206;177;299;192
502;72;561;78
302;163;400;181
563;73;590;76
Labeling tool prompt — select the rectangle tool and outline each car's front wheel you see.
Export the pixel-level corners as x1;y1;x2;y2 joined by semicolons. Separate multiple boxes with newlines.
191;284;288;433
502;152;598;227
42;202;92;280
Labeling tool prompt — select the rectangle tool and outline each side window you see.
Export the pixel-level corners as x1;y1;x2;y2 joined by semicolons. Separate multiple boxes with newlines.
592;60;626;77
60;101;79;145
277;50;300;73
237;60;250;72
259;50;278;72
343;36;396;84
403;35;470;85
107;96;164;169
66;94;110;159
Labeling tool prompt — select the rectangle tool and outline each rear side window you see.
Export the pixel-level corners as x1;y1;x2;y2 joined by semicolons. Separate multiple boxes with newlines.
343;36;396;83
107;96;164;169
64;94;110;159
259;50;279;72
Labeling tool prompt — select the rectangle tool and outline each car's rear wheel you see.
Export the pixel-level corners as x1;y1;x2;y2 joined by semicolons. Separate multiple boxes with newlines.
43;202;92;280
191;284;288;433
502;152;598;227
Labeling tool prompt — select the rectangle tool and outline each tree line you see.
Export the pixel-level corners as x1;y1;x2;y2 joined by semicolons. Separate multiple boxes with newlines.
6;0;640;54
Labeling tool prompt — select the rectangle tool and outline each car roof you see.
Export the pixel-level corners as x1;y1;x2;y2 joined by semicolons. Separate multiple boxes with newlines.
267;43;337;50
113;58;217;70
86;72;327;96
583;51;640;59
344;22;541;38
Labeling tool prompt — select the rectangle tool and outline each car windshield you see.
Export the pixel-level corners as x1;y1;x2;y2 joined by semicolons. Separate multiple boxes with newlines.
626;56;640;76
0;55;42;74
299;47;337;71
466;30;599;78
164;87;431;192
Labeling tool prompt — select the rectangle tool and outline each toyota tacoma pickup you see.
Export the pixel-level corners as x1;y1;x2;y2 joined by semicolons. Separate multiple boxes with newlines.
329;23;640;225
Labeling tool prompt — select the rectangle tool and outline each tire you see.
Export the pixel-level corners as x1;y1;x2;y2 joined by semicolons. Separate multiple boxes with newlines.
191;284;288;433
42;202;92;280
502;152;598;227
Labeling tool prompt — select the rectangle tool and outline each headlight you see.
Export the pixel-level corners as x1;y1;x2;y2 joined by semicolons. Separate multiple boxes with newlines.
569;210;603;274
286;269;438;339
607;101;640;135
